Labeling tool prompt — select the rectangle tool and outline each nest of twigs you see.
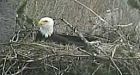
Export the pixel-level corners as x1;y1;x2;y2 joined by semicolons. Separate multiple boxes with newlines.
1;19;140;75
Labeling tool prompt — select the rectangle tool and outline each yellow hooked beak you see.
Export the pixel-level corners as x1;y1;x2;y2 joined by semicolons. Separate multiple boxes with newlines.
38;19;48;27
38;20;43;27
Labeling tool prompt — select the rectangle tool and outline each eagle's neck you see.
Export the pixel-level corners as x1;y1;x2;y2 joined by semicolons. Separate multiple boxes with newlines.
39;25;53;38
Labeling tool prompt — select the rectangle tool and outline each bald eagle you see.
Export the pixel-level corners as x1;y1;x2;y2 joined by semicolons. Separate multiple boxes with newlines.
38;17;54;38
35;17;97;47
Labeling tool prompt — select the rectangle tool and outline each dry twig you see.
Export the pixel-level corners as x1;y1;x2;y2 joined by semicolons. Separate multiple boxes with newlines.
74;0;108;24
61;18;89;45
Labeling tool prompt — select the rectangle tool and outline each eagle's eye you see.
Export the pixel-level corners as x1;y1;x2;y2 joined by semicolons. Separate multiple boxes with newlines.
43;20;48;22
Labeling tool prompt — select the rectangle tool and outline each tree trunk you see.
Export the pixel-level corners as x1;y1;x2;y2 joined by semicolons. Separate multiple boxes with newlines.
0;0;17;43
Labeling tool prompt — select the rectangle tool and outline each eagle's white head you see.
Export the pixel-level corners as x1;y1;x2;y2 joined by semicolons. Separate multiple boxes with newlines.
38;17;54;38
